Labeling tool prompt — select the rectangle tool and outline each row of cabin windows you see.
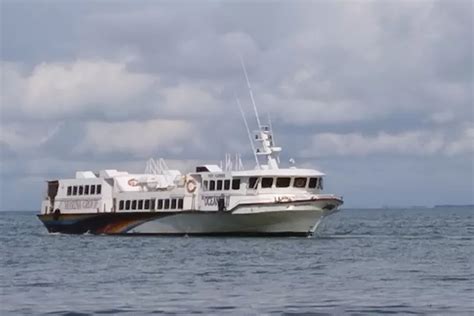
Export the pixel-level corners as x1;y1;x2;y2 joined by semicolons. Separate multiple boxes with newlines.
67;184;102;196
248;177;323;190
118;198;184;211
203;179;240;191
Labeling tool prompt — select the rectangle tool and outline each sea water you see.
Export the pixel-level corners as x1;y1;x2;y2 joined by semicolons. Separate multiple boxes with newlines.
1;207;473;315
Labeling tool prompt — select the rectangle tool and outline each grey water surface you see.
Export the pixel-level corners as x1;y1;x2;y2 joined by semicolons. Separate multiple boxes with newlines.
1;208;473;315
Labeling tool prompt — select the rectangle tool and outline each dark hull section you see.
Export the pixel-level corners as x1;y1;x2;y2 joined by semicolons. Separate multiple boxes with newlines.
116;232;309;237
37;212;168;235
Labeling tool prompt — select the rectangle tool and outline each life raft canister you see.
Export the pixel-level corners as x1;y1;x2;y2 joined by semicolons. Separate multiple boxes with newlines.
186;179;197;193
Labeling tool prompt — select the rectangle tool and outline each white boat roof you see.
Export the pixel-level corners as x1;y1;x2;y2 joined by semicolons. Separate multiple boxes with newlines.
232;167;325;177
202;165;223;172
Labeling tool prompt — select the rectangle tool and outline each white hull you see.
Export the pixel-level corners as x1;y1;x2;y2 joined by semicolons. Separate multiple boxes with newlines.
39;197;342;236
129;209;335;235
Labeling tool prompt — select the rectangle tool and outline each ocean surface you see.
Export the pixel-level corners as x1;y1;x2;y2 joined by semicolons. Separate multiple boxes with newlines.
1;208;473;315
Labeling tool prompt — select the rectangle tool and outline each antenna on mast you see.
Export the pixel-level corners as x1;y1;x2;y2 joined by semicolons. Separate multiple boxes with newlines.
267;113;280;164
236;96;260;169
267;113;276;146
239;56;262;129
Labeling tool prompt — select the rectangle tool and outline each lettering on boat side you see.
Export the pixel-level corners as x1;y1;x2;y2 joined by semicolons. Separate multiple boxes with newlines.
59;199;100;210
201;195;230;207
207;174;226;178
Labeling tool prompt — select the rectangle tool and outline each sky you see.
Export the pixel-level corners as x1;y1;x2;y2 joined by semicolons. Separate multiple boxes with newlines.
0;0;473;210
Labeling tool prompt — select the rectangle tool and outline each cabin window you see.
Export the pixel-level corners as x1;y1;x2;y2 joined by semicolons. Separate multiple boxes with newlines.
84;185;89;195
164;199;170;209
119;200;124;210
261;177;273;188
224;179;230;190
138;200;143;210
90;185;96;195
97;185;102;194
130;200;136;210
150;199;155;210
294;177;307;188
178;198;184;209
171;199;177;209
217;180;223;191
125;200;131;210
67;186;72;196
318;178;324;190
203;180;208;191
209;180;216;191
276;177;291;188
232;178;241;190
308;178;317;189
144;199;150;210
78;186;83;195
157;199;163;210
248;177;258;189
73;186;78;195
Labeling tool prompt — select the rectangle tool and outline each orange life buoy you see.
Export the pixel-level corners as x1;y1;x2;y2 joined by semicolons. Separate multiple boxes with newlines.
186;179;197;193
128;178;139;186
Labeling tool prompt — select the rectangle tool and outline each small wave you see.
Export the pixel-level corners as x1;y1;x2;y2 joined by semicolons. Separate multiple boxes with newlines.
317;234;473;240
344;304;421;315
317;234;392;239
421;276;471;282
209;305;236;311
345;309;420;315
44;311;92;316
94;309;136;314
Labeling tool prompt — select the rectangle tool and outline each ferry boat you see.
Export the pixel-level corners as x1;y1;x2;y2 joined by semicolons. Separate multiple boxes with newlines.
37;122;342;236
37;66;343;236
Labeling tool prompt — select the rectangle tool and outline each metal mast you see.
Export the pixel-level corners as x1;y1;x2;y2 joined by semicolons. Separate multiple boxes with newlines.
240;56;262;129
236;97;260;169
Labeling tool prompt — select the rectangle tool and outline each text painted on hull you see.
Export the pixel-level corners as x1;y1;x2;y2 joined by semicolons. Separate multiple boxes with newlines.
58;199;100;210
201;195;230;207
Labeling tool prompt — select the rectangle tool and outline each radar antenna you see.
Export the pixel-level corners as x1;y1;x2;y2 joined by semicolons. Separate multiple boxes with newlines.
268;113;280;163
267;113;276;146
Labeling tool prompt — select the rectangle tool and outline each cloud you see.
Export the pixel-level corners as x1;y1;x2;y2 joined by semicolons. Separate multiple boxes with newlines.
76;119;197;157
1;60;157;119
161;84;220;117
260;94;375;124
0;121;63;153
445;127;474;156
429;111;456;124
300;129;474;157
